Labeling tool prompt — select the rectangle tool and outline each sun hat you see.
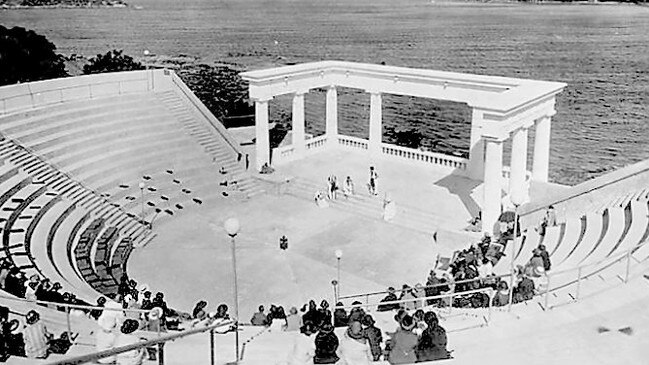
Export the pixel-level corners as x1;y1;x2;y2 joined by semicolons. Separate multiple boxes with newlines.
149;307;163;321
98;314;116;331
400;315;415;331
26;310;40;325
121;319;139;334
361;314;375;327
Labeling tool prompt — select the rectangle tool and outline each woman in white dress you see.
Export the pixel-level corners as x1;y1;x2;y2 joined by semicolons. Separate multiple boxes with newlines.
383;193;396;222
342;176;354;198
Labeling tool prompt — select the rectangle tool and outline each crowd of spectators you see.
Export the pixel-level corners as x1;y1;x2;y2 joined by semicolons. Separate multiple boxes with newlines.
0;258;88;309
245;297;449;364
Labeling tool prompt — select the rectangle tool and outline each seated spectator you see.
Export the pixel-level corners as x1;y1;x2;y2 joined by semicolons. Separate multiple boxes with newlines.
214;304;230;320
0;306;11;361
338;321;372;365
386;315;418;364
416;311;449;361
23;310;52;359
526;249;545;277
347;302;365;324
4;318;24;358
140;291;153;310
319;300;332;326
333;302;348;327
538;244;551;271
361;314;382;361
492;281;510;307
412;310;427;336
95;315;118;364
24;275;39;301
193;301;208;320
303;300;323;328
285;307;302;332
90;297;107;320
250;305;269;326
269;306;287;332
399;285;417;311
377;287;400;312
314;323;339;364
478;258;494;280
514;270;535;303
5;269;26;298
115;319;146;365
286;323;316;365
412;283;425;309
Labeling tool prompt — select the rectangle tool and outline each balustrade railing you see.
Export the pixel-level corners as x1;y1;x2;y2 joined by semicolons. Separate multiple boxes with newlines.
337;135;368;150
305;134;328;150
381;143;467;170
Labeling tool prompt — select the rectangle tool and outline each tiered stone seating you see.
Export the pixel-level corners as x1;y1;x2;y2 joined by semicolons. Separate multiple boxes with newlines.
0;92;262;232
495;189;649;289
73;218;106;293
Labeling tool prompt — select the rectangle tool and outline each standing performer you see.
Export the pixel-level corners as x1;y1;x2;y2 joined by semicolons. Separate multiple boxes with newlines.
368;166;378;196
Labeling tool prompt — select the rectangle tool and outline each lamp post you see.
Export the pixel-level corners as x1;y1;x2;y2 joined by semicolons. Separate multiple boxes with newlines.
334;249;342;300
143;49;150;70
508;192;524;311
138;182;146;224
223;218;240;363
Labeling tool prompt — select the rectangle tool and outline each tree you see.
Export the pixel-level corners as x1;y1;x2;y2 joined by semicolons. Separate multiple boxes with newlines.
384;125;425;150
83;49;144;74
177;64;253;126
0;26;68;86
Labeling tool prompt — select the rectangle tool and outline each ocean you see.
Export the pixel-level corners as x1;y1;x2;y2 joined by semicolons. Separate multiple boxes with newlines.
1;0;648;185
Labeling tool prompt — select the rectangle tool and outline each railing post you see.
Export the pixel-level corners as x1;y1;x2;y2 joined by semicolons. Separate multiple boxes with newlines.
210;329;215;365
544;274;551;310
575;267;582;300
625;249;631;283
66;307;71;340
487;289;492;326
157;343;164;365
365;294;369;306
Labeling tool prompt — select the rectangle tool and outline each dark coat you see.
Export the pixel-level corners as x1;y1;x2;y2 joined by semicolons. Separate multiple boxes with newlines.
303;309;323;328
363;325;383;361
387;328;418;364
347;307;365;324
377;293;400;312
333;309;348;327
540;250;551;271
314;331;340;364
416;325;449;361
319;308;332;326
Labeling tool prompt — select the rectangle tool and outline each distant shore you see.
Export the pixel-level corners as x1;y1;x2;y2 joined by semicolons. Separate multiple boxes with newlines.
0;0;129;9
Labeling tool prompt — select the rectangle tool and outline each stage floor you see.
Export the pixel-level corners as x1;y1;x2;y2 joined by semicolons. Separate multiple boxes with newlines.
129;148;492;319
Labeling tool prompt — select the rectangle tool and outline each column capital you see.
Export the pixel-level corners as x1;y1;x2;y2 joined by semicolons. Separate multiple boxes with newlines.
482;135;506;144
251;96;273;103
294;89;309;96
327;84;337;91
365;88;382;95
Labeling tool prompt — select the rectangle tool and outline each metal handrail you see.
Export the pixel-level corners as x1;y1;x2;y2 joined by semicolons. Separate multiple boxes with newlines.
0;293;153;315
335;287;494;311
45;319;235;365
341;236;649;306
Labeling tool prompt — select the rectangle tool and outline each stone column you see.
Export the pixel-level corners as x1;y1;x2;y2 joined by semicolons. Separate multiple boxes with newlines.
482;137;504;234
532;115;552;182
509;126;529;199
326;85;338;147
467;108;485;180
368;91;382;156
292;91;306;156
254;98;271;171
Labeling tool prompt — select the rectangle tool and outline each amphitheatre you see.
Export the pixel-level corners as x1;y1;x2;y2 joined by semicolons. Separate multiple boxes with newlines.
0;60;647;365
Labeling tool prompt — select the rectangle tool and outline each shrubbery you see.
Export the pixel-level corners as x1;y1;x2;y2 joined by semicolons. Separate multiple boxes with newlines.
0;25;68;86
83;50;144;74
